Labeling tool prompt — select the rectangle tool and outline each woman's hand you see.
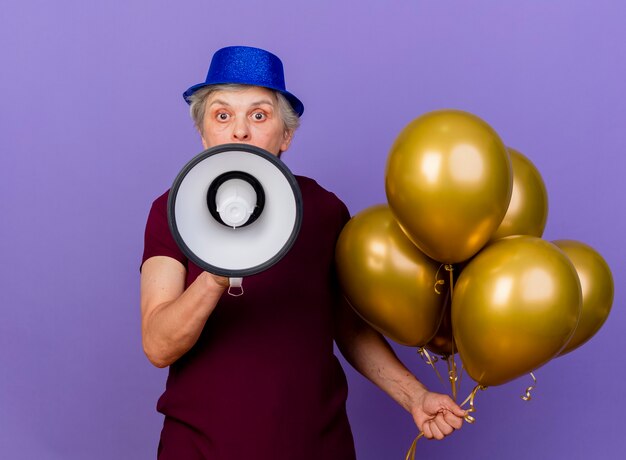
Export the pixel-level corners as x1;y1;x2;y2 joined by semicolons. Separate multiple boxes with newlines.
410;390;467;440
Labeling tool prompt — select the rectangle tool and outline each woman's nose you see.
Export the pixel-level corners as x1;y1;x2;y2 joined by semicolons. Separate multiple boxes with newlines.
232;119;251;141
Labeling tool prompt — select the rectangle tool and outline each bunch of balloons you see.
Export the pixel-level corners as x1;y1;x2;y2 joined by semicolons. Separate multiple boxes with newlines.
336;110;614;392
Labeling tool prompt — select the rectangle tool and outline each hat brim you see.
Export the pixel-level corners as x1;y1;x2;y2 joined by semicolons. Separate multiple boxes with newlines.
183;83;304;117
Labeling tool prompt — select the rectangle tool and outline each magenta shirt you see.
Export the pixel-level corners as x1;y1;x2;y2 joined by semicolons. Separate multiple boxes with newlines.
142;176;356;460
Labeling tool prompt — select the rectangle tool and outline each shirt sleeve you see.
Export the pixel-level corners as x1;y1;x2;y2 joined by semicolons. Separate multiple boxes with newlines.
141;190;187;270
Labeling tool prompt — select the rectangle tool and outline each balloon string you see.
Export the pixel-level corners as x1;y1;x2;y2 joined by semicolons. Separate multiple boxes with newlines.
418;346;439;366
444;265;457;401
521;372;537;401
445;264;454;295
404;432;424;460
417;348;445;386
434;263;446;294
409;266;460;460
445;353;458;402
460;384;487;424
446;350;460;402
417;348;446;387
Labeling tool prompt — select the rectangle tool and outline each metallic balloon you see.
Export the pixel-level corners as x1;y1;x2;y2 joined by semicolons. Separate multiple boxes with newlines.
553;240;614;356
490;148;548;241
386;110;512;264
452;236;581;386
335;205;447;346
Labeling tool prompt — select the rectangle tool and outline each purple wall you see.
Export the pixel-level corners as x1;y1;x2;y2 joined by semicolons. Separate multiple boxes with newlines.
1;1;624;458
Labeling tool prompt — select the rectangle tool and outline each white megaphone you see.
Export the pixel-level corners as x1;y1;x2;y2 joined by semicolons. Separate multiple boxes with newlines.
167;144;303;295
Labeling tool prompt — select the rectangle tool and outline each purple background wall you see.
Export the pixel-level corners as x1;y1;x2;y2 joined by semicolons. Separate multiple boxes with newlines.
1;1;624;459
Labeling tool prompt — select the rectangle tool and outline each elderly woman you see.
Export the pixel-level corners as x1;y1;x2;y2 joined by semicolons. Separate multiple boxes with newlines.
141;46;465;460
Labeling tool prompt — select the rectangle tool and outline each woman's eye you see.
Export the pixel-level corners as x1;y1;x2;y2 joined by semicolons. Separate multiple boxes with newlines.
216;113;229;121
252;112;266;121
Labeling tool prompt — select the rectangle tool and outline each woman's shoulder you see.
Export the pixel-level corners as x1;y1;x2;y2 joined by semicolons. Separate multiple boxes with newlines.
295;175;350;226
150;189;171;211
296;176;346;207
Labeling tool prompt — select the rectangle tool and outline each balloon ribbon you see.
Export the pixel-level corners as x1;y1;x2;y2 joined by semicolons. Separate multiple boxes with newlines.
404;432;423;460
446;354;458;401
433;264;447;295
444;264;458;401
417;347;445;387
521;372;537;401
459;383;486;424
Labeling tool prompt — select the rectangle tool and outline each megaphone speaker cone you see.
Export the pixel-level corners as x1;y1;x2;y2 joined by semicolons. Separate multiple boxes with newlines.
207;171;266;228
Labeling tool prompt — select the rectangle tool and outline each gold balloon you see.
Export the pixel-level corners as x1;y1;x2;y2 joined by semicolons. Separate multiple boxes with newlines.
452;236;581;386
490;148;548;241
335;205;447;346
386;110;512;264
553;240;614;355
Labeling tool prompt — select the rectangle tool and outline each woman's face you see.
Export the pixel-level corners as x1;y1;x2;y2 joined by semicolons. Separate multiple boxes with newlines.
199;86;293;156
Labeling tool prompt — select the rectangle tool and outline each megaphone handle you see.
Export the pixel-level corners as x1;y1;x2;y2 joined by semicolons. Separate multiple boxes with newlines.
228;277;244;297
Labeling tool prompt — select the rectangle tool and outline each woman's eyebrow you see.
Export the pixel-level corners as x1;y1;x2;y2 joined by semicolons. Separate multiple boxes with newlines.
207;98;275;108
207;99;230;108
249;99;275;107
